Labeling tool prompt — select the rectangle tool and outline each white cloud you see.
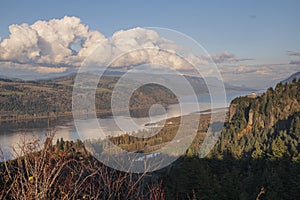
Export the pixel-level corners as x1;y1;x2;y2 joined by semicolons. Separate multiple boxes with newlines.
0;17;192;74
0;16;266;85
0;23;40;62
0;16;106;70
111;28;159;51
187;54;209;66
3;16;249;76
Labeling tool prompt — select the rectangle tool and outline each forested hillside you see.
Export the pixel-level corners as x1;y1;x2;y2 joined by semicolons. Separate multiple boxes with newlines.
0;75;177;121
216;78;300;160
163;79;300;200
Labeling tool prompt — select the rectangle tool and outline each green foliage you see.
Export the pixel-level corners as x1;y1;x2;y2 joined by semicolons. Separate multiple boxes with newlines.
162;79;300;199
162;155;300;200
270;137;287;159
218;80;300;159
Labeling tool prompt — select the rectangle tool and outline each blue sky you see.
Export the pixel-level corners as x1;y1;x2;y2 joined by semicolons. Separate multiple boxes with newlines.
1;0;299;62
0;0;300;88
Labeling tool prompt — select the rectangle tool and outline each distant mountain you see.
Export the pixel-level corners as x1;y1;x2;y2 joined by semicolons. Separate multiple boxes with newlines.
0;75;23;82
282;71;300;83
39;71;255;94
0;75;178;121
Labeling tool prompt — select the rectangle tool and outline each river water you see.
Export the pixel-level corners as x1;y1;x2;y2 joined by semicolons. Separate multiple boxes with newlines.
0;91;253;160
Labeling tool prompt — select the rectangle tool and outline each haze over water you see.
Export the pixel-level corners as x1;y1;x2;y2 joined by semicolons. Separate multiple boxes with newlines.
0;91;252;160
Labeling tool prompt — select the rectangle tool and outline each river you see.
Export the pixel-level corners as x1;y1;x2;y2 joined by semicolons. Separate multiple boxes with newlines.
0;91;254;160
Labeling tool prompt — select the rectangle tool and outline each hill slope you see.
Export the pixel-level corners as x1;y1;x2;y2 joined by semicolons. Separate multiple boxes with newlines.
217;79;300;160
283;71;300;83
163;79;300;199
0;75;178;121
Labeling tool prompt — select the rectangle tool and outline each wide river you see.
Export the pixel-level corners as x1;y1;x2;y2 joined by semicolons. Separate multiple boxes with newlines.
0;91;254;159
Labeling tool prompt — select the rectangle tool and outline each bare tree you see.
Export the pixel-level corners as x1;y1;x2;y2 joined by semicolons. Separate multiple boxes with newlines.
0;132;165;200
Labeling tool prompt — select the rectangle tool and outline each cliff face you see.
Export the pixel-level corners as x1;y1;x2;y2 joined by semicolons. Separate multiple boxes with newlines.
221;79;300;159
229;103;237;122
247;109;254;126
228;81;300;130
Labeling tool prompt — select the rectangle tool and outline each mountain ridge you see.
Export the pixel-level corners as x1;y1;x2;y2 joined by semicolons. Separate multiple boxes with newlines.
282;71;300;83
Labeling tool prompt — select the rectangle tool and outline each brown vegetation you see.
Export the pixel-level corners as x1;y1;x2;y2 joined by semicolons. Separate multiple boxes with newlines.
0;132;165;200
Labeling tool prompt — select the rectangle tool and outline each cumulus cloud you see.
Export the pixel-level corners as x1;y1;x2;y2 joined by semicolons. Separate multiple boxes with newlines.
0;16;105;67
0;16;107;77
109;48;195;70
0;23;40;62
0;17;189;74
0;16;251;78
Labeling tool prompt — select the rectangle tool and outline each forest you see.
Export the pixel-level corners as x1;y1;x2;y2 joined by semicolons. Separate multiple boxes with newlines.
0;78;300;199
105;78;300;199
162;78;300;199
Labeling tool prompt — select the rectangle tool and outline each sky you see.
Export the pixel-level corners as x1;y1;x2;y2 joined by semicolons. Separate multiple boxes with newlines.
0;0;300;89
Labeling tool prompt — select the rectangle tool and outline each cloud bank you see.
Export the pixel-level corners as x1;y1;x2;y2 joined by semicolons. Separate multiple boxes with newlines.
3;16;291;89
0;16;250;78
0;16;105;68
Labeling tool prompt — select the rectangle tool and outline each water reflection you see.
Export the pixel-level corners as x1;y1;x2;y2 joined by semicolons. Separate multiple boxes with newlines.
0;91;251;160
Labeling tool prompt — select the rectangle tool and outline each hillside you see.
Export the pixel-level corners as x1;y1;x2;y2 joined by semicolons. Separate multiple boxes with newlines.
0;75;178;121
217;79;300;160
0;73;254;122
283;71;300;83
84;79;300;199
108;78;300;160
163;79;300;199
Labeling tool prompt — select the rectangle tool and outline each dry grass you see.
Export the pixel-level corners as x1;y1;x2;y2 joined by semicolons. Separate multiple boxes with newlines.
0;132;165;200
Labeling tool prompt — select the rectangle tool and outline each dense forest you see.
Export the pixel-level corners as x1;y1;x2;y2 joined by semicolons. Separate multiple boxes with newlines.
215;78;300;160
162;78;300;199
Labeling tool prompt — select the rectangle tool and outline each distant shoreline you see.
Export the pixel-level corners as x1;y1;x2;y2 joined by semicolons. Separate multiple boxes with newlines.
0;105;230;124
